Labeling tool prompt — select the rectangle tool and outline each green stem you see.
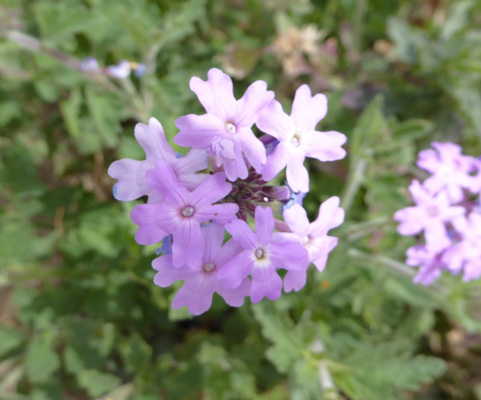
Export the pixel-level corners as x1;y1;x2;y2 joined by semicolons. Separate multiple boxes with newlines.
348;248;446;295
341;158;367;213
342;216;390;241
3;29;147;120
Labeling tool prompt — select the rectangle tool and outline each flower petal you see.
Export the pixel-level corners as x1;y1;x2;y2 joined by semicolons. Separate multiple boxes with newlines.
291;85;328;133
235;80;275;127
254;206;274;245
190;68;237;120
394;207;425;236
286;150;309;193
301;130;346;161
130;204;176;245
261;141;290;182
270;240;309;271
223;147;249;181
202;224;225;262
174;114;226;148
107;159;153;201
172;280;214;315
135;118;176;163
197;203;239;225
309;236;338;272
309;196;344;237
172;219;204;267
225;219;257;250
256;99;294;141
146;160;190;206
191;172;232;208
284;269;308;293
152;254;195;287
175;148;209;189
217;251;254;289
237;127;266;171
216;277;251;307
250;267;282;303
282;203;310;236
215;238;243;267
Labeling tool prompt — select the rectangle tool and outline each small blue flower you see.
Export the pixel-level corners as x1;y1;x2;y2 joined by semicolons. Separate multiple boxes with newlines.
78;57;99;72
156;234;173;255
134;63;147;78
282;183;306;212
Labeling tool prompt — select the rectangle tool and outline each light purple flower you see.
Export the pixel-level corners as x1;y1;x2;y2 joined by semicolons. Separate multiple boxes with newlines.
79;57;99;72
130;160;238;267
108;118;208;202
406;245;444;285
417;142;473;202
281;197;344;292
256;84;346;193
107;60;131;79
442;212;481;281
465;157;481;194
174;68;275;181
152;225;250;315
394;180;464;250
218;206;309;303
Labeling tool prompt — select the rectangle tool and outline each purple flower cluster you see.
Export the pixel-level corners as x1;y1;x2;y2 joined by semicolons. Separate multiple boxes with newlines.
395;142;481;284
79;57;146;79
108;68;346;315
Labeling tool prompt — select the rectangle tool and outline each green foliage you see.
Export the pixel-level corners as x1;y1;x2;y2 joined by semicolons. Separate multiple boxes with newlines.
26;336;60;383
1;0;481;399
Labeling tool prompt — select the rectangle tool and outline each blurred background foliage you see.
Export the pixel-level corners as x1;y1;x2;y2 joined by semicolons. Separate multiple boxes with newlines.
1;0;481;399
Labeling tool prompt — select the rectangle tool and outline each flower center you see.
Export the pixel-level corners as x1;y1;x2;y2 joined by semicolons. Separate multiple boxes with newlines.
427;206;438;217
225;122;237;134
255;248;265;259
181;206;195;217
301;235;310;245
291;134;300;147
203;262;215;272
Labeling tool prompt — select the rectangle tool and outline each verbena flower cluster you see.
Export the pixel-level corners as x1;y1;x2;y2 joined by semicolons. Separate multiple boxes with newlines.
395;142;481;284
108;68;346;315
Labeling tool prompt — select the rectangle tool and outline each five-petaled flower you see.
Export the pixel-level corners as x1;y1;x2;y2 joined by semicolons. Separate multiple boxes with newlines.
256;84;346;193
219;206;309;303
175;68;274;181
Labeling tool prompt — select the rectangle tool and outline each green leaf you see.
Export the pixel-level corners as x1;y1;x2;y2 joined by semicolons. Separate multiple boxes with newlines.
26;336;60;383
387;18;419;64
332;341;447;400
34;1;95;43
440;0;475;40
0;324;23;358
349;95;388;169
252;302;306;373
451;82;481;136
121;333;152;371
78;370;121;398
85;88;123;148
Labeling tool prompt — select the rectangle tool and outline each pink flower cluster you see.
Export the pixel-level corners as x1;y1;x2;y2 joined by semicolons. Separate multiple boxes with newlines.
395;142;481;284
108;68;346;315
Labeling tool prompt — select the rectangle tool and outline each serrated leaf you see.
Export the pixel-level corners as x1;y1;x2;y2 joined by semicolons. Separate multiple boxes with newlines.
78;370;121;398
387;18;418;64
121;333;152;371
26;336;60;383
85;88;122;148
252;302;305;373
349;95;388;167
0;324;23;358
